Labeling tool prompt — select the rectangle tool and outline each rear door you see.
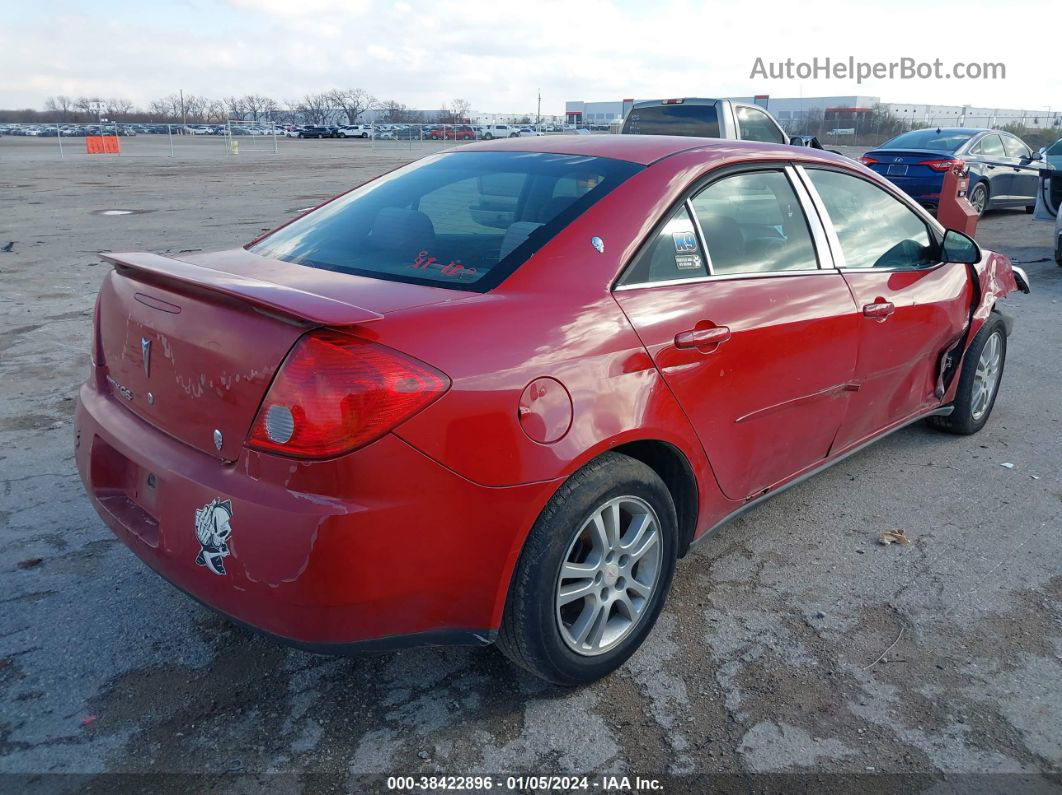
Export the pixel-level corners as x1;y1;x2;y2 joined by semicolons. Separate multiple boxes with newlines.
971;134;1013;200
1002;133;1039;204
797;166;972;451
614;166;860;501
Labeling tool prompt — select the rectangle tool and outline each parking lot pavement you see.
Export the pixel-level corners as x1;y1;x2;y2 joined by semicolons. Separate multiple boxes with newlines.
1;139;1059;785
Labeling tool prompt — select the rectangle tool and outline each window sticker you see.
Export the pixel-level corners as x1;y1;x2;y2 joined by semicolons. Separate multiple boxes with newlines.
672;230;698;253
410;250;478;280
675;254;702;271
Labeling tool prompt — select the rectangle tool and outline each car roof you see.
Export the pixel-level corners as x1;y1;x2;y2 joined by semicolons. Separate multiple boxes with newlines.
455;134;817;166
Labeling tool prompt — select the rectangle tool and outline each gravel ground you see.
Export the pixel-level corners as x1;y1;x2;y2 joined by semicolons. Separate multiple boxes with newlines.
0;136;1059;791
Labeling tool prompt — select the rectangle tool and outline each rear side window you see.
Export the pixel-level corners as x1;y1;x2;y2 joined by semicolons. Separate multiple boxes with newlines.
690;171;818;274
620;204;708;284
622;104;720;138
735;106;785;144
250;152;641;292
807;169;934;269
978;135;1005;157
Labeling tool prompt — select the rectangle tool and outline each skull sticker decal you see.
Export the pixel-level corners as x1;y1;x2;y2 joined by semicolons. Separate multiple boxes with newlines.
194;498;234;576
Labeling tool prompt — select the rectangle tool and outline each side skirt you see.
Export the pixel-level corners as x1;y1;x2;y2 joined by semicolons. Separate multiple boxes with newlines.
689;405;954;548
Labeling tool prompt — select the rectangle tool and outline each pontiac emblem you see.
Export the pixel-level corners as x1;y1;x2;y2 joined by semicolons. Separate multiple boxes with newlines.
141;337;151;377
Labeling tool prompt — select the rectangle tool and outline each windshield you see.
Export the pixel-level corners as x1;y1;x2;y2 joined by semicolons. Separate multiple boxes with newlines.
622;103;721;138
250;151;641;291
880;129;976;152
1047;139;1062;156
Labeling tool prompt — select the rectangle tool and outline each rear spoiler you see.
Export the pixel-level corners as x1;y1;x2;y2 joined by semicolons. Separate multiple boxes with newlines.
100;252;384;326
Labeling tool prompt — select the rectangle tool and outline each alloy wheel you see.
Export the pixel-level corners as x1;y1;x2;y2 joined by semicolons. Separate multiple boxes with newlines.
971;331;1003;421
555;496;662;656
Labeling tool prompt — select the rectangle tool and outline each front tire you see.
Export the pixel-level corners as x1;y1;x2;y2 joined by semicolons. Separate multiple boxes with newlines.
497;452;678;686
929;314;1007;435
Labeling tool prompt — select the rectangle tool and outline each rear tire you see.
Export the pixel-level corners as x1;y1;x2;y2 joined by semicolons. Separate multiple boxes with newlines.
969;182;989;216
928;314;1007;435
496;452;678;686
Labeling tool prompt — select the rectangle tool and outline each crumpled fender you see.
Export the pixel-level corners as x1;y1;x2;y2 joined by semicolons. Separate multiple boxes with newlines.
971;250;1020;335
940;250;1020;404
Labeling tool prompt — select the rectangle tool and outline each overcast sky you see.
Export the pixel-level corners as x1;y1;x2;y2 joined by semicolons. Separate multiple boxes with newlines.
1;0;1057;114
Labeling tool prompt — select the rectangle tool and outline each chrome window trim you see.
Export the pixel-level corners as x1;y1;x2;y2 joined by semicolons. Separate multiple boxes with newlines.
784;164;835;270
613;267;836;292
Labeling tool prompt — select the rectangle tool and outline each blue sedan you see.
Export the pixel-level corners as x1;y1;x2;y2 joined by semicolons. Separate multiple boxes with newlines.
860;128;1042;215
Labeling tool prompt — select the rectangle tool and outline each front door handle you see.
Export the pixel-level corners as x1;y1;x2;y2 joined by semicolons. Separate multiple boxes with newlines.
863;301;895;321
675;325;731;351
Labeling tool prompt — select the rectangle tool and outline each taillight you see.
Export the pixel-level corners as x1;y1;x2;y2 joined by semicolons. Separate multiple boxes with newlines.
858;155;878;166
247;330;449;459
918;158;961;172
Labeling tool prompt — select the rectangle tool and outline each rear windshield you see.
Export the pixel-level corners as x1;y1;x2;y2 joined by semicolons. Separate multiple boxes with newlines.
250;151;642;291
880;129;976;152
622;104;721;138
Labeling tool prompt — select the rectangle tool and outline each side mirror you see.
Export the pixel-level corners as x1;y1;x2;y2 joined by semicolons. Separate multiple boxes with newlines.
942;229;980;264
789;135;807;147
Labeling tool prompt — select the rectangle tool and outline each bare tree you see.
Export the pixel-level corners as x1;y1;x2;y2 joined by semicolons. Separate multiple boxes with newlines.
44;95;75;121
240;94;269;122
449;98;472;124
106;98;136;120
378;99;410;123
326;88;374;125
205;100;227;123
223;96;245;120
300;92;332;125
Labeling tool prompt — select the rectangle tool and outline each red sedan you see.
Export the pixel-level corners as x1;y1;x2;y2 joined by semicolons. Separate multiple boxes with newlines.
75;135;1028;684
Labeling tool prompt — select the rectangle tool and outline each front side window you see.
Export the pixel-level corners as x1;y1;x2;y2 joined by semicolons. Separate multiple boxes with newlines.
250;152;641;291
690;171;818;274
1002;135;1032;159
735;106;785;144
620;204;708;284
806;169;935;269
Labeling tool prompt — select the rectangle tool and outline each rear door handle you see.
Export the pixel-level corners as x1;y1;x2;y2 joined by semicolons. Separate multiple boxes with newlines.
675;325;731;351
863;301;895;321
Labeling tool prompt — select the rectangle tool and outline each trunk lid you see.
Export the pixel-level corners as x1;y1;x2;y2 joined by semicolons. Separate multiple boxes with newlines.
864;149;957;179
96;250;472;460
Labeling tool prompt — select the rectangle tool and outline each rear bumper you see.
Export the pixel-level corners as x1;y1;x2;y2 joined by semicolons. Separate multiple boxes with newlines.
75;379;558;651
871;169;943;203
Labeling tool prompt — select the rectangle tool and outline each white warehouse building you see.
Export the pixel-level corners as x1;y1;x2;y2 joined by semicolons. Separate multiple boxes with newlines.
566;96;1062;130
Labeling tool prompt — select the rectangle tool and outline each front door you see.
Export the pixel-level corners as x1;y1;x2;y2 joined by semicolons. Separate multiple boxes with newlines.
799;166;972;451
614;167;860;501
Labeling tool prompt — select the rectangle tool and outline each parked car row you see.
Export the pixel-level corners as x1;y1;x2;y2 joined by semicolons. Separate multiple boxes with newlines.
0;123;280;137
285;123;567;141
